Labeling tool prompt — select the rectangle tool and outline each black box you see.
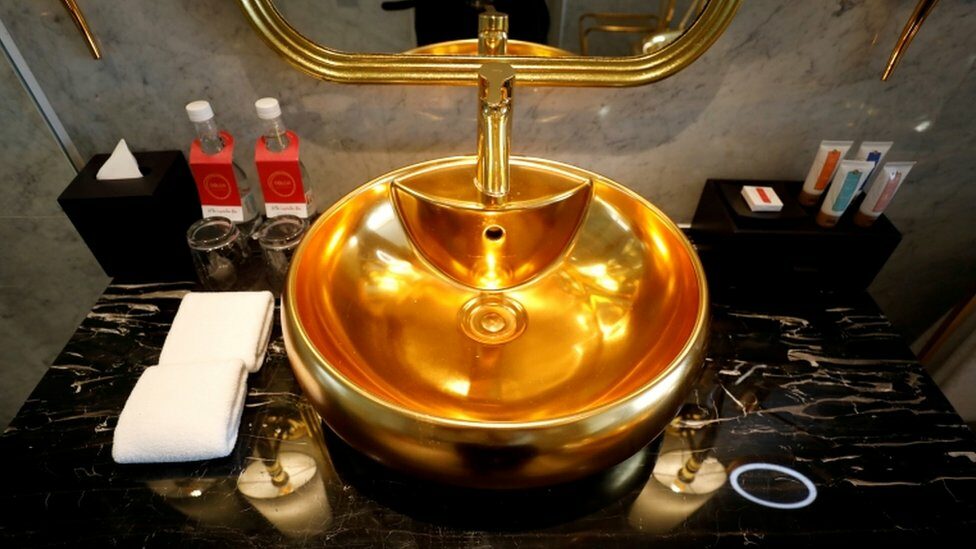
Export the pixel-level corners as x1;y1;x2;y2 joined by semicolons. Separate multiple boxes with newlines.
688;180;901;293
58;150;201;281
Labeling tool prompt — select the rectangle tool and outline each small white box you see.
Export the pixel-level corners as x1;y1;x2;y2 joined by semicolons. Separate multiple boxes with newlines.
740;185;783;212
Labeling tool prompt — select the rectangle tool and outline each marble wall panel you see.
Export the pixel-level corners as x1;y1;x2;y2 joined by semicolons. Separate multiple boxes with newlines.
0;50;107;428
0;0;973;342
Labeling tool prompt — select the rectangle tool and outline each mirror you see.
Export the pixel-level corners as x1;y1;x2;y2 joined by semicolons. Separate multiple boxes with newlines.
274;1;710;57
238;0;740;86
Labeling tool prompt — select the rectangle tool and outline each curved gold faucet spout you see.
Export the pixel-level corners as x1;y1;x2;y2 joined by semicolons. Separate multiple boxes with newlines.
476;63;515;204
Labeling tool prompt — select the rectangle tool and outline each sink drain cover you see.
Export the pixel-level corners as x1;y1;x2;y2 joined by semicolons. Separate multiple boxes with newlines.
458;294;527;345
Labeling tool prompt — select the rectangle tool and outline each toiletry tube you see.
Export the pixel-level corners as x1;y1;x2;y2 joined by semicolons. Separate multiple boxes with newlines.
815;160;874;227
854;141;893;194
799;140;854;206
854;161;915;227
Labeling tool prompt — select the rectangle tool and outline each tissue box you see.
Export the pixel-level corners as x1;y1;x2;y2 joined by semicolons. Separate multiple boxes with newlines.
58;151;200;281
688;179;901;294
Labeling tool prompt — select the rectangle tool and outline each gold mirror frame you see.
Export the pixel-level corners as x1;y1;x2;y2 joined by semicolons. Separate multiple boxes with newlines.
238;0;740;86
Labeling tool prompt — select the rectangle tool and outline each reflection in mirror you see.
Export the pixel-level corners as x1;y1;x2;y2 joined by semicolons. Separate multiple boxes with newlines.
274;0;707;57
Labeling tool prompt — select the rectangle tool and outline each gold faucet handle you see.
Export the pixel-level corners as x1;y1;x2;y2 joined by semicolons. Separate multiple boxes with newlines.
478;63;515;106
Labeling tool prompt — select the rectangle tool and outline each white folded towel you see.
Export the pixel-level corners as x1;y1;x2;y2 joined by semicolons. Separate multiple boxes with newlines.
159;291;274;373
112;359;247;464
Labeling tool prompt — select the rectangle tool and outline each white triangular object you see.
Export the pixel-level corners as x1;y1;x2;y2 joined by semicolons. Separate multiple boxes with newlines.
96;139;142;180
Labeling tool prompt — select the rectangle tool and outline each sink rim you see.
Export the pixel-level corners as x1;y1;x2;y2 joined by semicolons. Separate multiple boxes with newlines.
283;154;708;431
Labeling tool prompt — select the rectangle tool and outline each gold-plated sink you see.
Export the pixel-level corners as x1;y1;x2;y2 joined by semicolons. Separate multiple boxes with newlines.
282;156;707;487
281;62;708;488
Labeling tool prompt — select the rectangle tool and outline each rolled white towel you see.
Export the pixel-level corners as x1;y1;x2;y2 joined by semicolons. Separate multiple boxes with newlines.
159;291;274;373
112;359;247;464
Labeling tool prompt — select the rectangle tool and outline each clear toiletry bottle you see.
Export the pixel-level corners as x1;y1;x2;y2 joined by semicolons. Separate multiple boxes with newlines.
254;97;316;219
185;100;260;235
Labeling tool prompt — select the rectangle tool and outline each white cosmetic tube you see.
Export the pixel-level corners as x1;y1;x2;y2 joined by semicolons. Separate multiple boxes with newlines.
854;141;893;195
854;161;915;227
815;159;874;227
799;140;854;206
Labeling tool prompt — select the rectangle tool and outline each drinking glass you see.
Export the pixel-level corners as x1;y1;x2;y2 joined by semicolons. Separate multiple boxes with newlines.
256;215;307;295
186;217;249;290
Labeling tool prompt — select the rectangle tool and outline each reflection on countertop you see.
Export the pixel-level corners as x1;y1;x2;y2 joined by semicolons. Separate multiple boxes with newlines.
1;279;975;546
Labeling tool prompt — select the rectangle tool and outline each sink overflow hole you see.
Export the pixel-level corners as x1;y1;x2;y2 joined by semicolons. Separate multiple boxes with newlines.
484;225;505;241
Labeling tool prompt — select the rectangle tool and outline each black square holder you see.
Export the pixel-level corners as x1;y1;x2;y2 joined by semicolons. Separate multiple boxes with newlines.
58;151;201;282
688;180;901;294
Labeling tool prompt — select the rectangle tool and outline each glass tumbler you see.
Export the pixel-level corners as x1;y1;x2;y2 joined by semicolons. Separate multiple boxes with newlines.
186;217;249;290
256;215;307;295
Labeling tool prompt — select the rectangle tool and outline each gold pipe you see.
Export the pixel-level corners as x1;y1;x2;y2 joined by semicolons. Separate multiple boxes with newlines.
61;0;101;60
475;63;515;202
478;11;508;56
881;0;939;81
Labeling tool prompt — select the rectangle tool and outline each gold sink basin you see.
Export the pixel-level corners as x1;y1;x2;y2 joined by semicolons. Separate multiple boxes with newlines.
281;154;708;488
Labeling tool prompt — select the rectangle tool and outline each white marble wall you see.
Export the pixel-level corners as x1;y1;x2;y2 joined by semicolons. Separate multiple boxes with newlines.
0;0;973;346
275;0;414;53
0;50;107;427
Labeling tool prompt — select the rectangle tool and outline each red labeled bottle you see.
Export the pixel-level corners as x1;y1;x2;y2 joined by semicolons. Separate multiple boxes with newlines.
185;100;260;235
254;97;315;219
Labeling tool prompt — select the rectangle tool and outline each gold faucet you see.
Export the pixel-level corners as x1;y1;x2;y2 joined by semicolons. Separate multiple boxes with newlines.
475;63;515;204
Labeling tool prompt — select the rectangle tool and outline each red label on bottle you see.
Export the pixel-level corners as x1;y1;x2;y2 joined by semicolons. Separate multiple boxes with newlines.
255;131;311;217
189;131;245;220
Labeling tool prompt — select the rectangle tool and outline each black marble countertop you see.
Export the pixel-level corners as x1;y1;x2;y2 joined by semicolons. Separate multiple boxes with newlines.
2;281;976;547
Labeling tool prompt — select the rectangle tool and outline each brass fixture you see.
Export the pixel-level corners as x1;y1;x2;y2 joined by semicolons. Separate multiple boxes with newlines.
60;0;101;59
236;0;741;86
882;0;939;81
475;63;514;202
478;10;508;56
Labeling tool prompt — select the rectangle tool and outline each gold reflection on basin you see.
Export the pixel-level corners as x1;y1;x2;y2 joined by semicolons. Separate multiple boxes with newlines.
282;153;708;488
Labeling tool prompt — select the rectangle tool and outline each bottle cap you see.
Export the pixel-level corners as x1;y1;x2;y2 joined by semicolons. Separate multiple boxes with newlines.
254;97;282;120
185;100;214;122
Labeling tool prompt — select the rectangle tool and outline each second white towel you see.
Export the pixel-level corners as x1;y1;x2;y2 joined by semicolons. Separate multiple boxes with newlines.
112;359;247;464
159;291;274;373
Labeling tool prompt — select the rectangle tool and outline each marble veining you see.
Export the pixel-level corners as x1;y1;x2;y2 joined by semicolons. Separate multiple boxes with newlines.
0;279;974;546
